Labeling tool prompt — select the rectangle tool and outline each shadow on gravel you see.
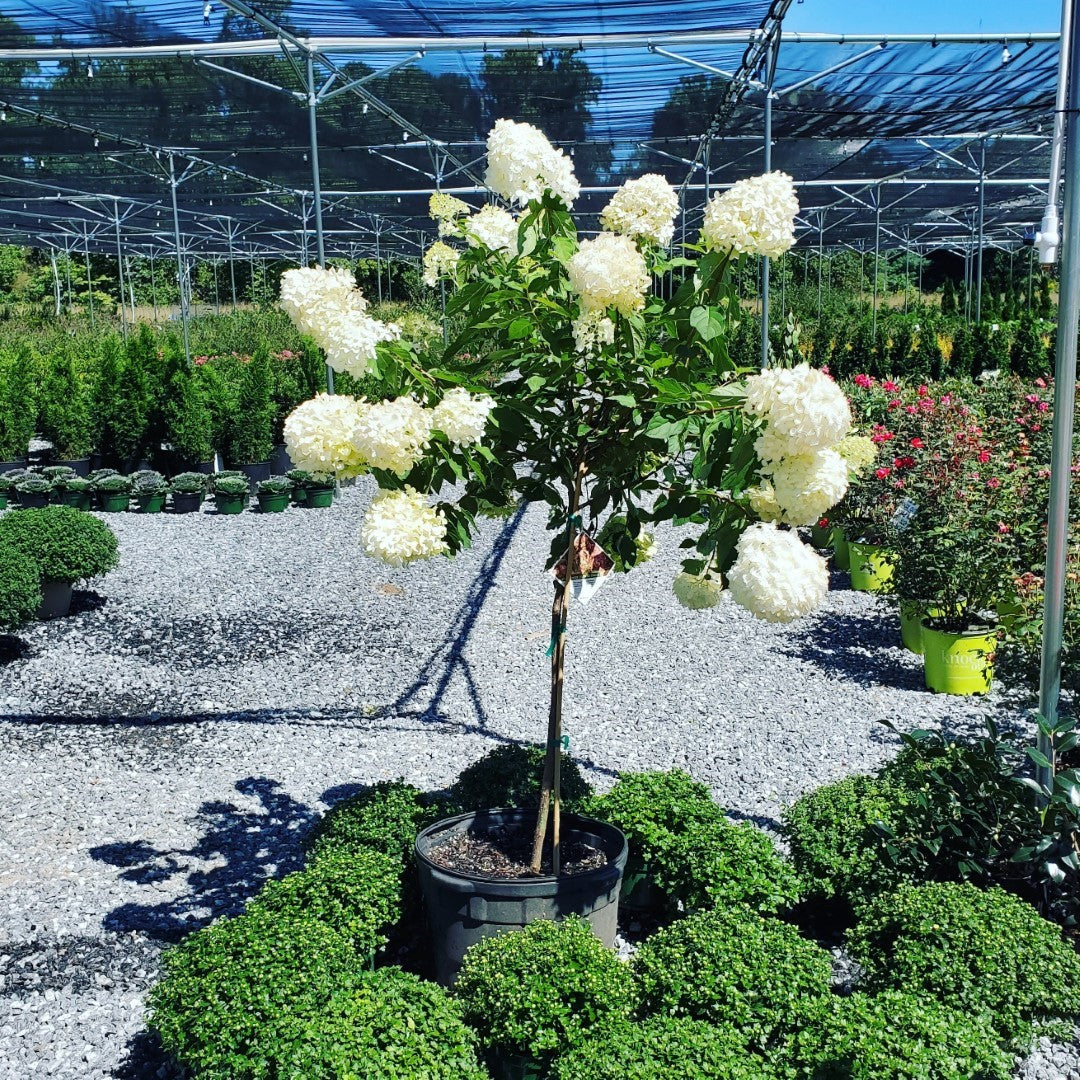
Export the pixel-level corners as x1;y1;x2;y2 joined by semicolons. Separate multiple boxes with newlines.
0;634;30;663
114;1030;185;1080
781;610;926;691
70;589;107;615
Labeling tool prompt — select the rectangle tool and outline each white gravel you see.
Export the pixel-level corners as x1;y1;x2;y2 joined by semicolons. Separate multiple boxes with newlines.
0;480;1074;1078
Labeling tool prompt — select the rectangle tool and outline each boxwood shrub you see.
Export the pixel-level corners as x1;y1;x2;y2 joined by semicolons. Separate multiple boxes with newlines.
454;916;635;1060
0;506;118;584
633;905;833;1050
847;881;1080;1044
449;743;592;813
0;546;41;631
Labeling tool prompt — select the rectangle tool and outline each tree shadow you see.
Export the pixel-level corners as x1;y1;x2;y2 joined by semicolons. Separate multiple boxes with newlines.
0;634;30;663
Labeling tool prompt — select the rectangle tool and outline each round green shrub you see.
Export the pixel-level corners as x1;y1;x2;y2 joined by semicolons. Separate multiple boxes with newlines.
0;505;118;584
455;916;635;1059
553;1015;775;1080
247;847;403;962
281;967;489;1080
0;546;41;631
780;990;1013;1080
633;906;833;1050
450;743;593;813
847;882;1080;1044
147;909;363;1080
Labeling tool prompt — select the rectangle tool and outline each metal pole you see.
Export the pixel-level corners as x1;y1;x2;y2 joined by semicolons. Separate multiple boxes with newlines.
228;222;237;306
83;226;95;327
872;192;882;340
1037;0;1080;789
149;249;158;320
49;249;61;317
113;203;127;341
168;155;191;363
63;240;73;314
975;140;986;323
306;50;334;394
817;216;824;319
375;231;383;302
760;36;779;369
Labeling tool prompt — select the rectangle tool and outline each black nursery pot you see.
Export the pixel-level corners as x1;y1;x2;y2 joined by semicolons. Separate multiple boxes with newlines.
56;458;91;478
0;458;27;473
235;461;271;490
171;492;204;514
415;808;627;987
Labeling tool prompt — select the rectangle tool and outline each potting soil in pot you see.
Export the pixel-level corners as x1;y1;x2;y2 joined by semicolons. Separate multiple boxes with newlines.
428;823;607;878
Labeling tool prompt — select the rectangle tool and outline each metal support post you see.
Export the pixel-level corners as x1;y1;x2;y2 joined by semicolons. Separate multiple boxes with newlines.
760;35;779;369
83;226;95;327
168;155;191;363
817;217;824;320
113;203;127;341
975;140;986;323
1037;0;1080;788
149;249;158;321
872;192;881;341
306;49;333;393
49;249;61;317
227;222;237;305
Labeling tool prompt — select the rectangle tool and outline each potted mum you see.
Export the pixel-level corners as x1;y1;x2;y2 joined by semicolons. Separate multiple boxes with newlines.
130;470;169;514
169;471;208;514
211;472;251;515
256;475;293;513
93;472;132;513
279;119;852;986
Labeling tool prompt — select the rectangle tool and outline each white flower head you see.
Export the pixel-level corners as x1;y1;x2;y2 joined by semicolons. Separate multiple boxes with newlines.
566;233;651;316
673;570;723;610
744;363;852;455
746;480;783;523
727;522;829;623
319;309;400;379
701;172;799;258
838;434;879;477
429;192;471;236
599;174;678;246
283;393;370;479
635;532;657;564
765;448;849;527
431;387;495;447
466;205;519;254
353;396;433;478
572;309;616;357
485;118;580;208
422;241;460;287
360;487;448;567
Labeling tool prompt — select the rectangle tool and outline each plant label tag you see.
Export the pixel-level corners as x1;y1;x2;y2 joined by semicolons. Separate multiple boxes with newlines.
553;531;614;607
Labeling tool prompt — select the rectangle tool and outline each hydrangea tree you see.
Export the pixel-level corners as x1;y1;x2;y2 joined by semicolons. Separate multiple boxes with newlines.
280;119;853;872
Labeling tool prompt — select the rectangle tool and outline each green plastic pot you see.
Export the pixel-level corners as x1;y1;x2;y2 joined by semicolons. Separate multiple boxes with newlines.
305;485;334;508
214;493;247;515
489;1050;550;1080
848;542;894;593
98;493;130;513
899;602;942;655
291;486;307;505
0;492;8;510
809;523;832;549
59;489;92;510
922;622;996;695
257;491;290;513
830;528;850;571
132;493;166;514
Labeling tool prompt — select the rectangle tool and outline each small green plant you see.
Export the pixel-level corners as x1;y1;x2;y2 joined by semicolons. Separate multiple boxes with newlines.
93;473;132;494
847;881;1080;1045
14;475;52;496
210;474;250;498
450;744;593;813
256;474;292;495
86;467;118;484
553;1015;775;1080
632;905;833;1050
38;352;94;459
0;468;29;492
41;465;76;481
281;967;489;1080
286;468;314;488
168;471;208;495
131;470;167;496
58;476;91;494
0;506;118;583
455;917;635;1061
0;546;42;631
164;363;215;465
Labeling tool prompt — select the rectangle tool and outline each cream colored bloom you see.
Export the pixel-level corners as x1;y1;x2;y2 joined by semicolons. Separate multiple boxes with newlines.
701;172;799;258
353;396;433;477
283;393;369;479
319;308;401;379
766;448;849;527
566;233;650;316
838;434;878;477
422;241;460;287
727;523;829;622
429;192;470;236
747;480;783;522
744;363;852;455
673;570;723;610
599;174;678;246
360;487;448;567
466;205;519;254
431;387;495;447
572;309;616;356
485;118;580;208
634;532;657;563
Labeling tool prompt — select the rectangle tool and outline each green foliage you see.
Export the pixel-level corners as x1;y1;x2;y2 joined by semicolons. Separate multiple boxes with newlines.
847;881;1080;1044
256;474;292;495
147;909;362;1080
164;361;215;465
0;346;36;460
632;906;833;1050
455;916;635;1058
93;333;151;465
15;475;51;495
210;474;250;498
1010;313;1047;378
0;545;41;631
248;848;402;961
93;473;132;493
450;744;592;814
0;506;118;584
130;470;167;496
553;1015;775;1080
281;967;489;1080
37;349;93;459
225;346;275;464
948;321;974;377
781;990;1013;1080
168;471;208;494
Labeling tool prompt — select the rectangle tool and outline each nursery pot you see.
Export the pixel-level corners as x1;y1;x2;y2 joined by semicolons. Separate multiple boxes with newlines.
132;493;166;514
305;484;335;508
415;808;627;987
899;601;942;655
291;485;307;505
194;459;216;475
488;1050;549;1080
270;443;292;475
214;493;248;515
171;492;204;514
848;542;894;594
58;489;91;511
56;458;91;478
257;491;290;513
619;858;670;915
98;493;130;513
0;458;27;473
235;461;271;490
830;528;850;571
809;523;831;549
17;490;51;509
921;621;996;696
37;579;73;620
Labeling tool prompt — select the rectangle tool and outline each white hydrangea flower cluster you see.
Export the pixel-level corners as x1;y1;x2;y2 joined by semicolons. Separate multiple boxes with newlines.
431;387;495;446
566;233;651;316
572;309;616;357
485;118;580;208
360;487;448;567
429;193;470;236
466;205;520;254
672;571;723;610
727;522;829;623
838;434;879;477
744;363;852;455
599;174;679;246
282;393;369;479
766;448;849;527
746;480;782;523
353;396;433;478
422;241;461;287
279;266;400;379
701;172;799;258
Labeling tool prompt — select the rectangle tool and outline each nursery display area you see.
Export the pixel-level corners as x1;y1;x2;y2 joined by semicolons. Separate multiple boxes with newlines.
1;1;1080;1079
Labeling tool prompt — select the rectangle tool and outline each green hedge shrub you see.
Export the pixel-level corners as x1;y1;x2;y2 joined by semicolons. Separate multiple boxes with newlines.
450;743;592;813
38;350;93;459
553;1015;775;1080
0;506;118;583
455;917;635;1060
148;909;362;1080
0;345;36;461
247;848;402;962
281;967;489;1080
781;990;1013;1080
226;346;276;465
847;882;1080;1044
633;906;833;1050
0;546;41;631
164;362;215;466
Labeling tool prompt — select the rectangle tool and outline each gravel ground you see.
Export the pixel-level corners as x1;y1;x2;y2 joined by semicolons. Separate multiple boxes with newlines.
0;479;1075;1078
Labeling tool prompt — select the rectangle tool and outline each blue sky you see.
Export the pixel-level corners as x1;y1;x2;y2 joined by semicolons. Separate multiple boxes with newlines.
784;0;1061;35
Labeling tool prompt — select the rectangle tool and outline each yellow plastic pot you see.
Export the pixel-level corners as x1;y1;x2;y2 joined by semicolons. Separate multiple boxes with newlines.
899;602;941;655
922;622;996;695
848;542;895;594
830;528;850;571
